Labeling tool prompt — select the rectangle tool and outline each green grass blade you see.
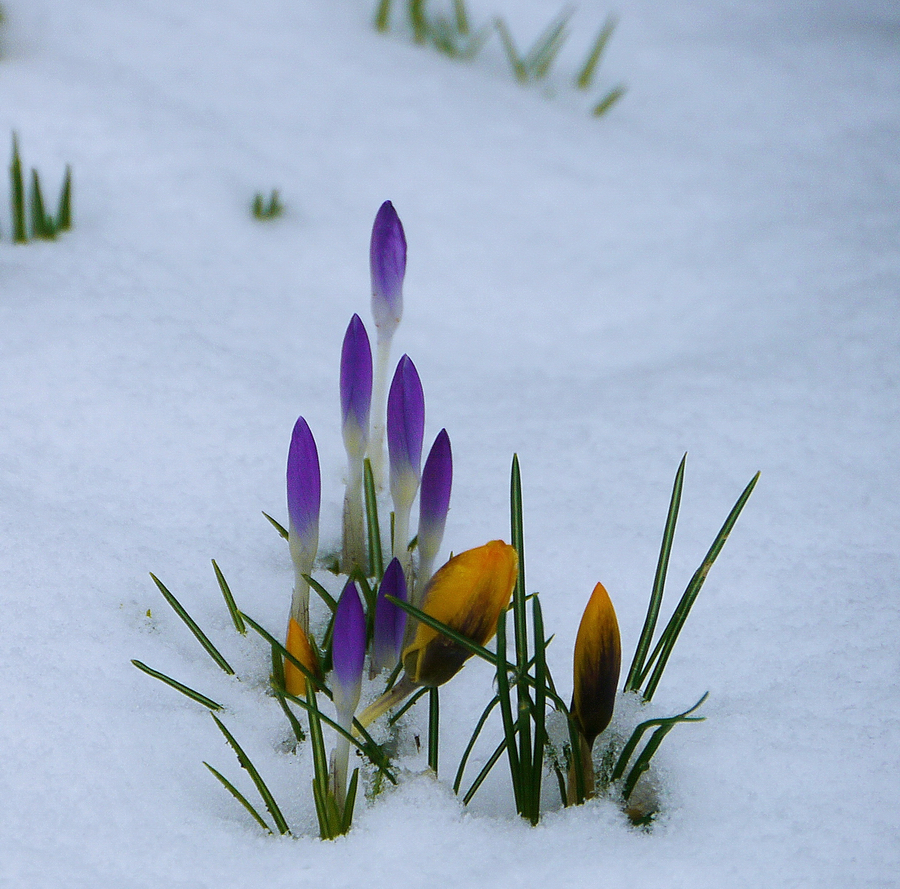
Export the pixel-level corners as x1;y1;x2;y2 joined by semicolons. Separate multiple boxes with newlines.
341;768;360;834
304;573;338;612
453;694;500;794
150;573;235;675
11;134;27;244
525;8;572;80
642;473;759;700
374;0;392;31
212;560;246;634
529;595;548;823
575;14;616;89
131;659;223;710
56;165;72;231
494;613;522;811
262;511;290;540
272;686;306;744
30;169;52;239
363;458;384;580
453;0;469;34
428;687;440;774
211;714;290;835
409;0;427;43
204;762;273;833
240;611;328;694
494;18;527;82
510;455;528;673
611;692;707;783
462;734;510;805
304;685;330;798
625;454;685;692
592;85;626;117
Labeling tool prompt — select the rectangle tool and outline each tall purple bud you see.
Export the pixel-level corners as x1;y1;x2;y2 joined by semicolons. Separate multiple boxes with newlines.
287;416;320;633
387;355;425;571
371;557;408;677
370;200;407;338
367;201;407;489
340;314;373;573
331;581;366;806
414;429;452;605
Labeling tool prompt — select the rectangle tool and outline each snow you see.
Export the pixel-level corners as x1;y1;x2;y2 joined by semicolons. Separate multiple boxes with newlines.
1;0;898;886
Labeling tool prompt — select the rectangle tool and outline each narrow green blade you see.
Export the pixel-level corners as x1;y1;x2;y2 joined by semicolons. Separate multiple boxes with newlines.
428;687;440;775
453;695;500;794
374;0;392;31
363;458;384;580
525;9;571;80
625;454;685;692
150;573;235;675
575;14;616;90
261;511;290;540
204;762;272;833
56;165;72;231
529;595;548;823
642;473;759;700
131;659;223;711
211;714;290;835
240;611;327;694
494;19;527;82
592;85;626;117
304;573;338;612
494;613;521;810
212;560;246;634
387;685;429;725
11;134;27;243
462;734;510;805
341;768;360;833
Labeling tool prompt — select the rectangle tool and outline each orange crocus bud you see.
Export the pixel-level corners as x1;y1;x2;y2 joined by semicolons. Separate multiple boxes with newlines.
284;617;320;697
403;540;518;687
571;581;621;748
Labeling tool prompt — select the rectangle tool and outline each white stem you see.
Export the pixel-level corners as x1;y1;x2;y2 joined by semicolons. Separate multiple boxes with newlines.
367;335;393;490
290;565;310;634
332;712;354;809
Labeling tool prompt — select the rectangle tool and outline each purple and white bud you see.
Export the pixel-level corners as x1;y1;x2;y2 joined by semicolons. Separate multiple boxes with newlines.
370;557;408;677
286;416;320;633
415;429;452;604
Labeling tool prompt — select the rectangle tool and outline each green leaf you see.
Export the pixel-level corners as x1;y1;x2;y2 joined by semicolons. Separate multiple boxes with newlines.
262;511;290;540
10;133;27;244
131;659;223;711
494;613;522;811
462;733;510;805
364;458;384;580
592;85;626;117
641;472;759;700
575;14;616;90
625;454;685;692
304;573;338;612
387;684;429;725
493;18;527;82
529;595;548;824
56;165;72;231
374;0;392;31
203;762;273;833
341;768;360;834
150;573;235;675
428;687;440;774
453;694;500;794
212;560;246;635
524;7;572;81
240;611;328;694
211;714;291;835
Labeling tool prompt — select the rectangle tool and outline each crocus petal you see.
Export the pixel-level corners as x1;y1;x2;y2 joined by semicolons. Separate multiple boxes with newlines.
571;582;621;748
371;557;408;675
284;617;320;697
387;355;425;509
287;416;321;551
332;581;366;717
340;314;373;458
370;200;407;336
403;540;518;687
417;429;452;567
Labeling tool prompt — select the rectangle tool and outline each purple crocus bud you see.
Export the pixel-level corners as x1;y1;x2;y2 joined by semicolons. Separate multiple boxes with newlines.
340;314;373;459
415;429;452;602
387;355;425;561
287;417;320;631
332;581;366;719
370;200;407;338
371;558;408;676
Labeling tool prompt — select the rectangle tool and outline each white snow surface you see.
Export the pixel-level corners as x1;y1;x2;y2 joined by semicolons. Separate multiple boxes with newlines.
1;0;898;886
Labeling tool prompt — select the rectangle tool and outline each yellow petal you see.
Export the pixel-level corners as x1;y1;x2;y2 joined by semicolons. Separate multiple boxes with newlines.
403;540;518;687
571;581;621;748
285;617;319;697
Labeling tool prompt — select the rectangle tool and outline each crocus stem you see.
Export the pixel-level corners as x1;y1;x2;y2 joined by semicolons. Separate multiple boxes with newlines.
342;460;366;573
332;712;354;809
356;674;418;729
566;733;596;804
368;335;393;489
413;551;435;609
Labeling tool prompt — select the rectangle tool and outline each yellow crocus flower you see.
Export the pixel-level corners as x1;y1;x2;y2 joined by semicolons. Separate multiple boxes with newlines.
284;616;320;696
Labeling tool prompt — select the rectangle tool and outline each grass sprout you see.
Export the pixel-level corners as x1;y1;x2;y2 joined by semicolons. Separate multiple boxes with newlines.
7;134;72;243
251;189;284;220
